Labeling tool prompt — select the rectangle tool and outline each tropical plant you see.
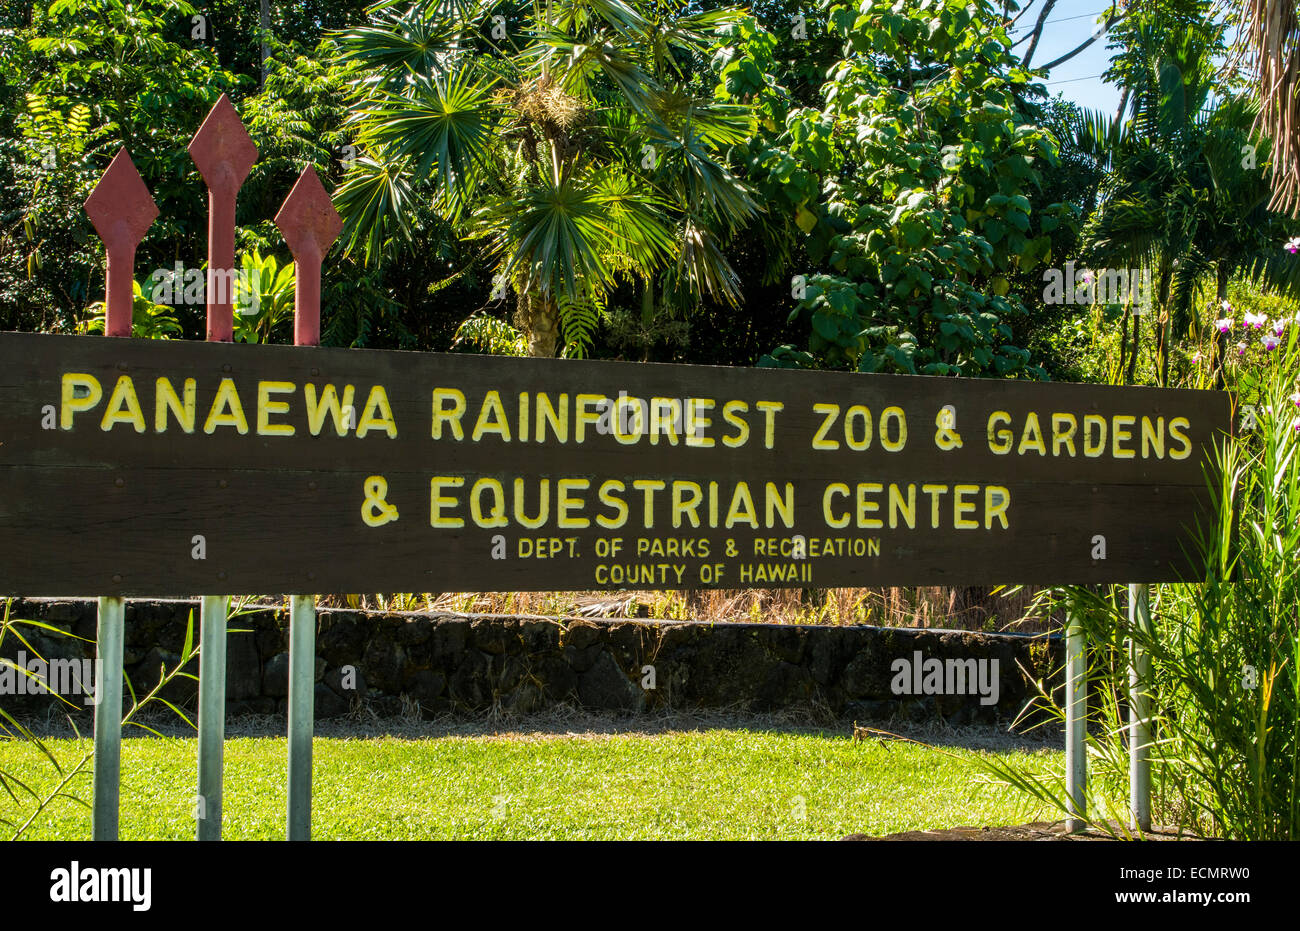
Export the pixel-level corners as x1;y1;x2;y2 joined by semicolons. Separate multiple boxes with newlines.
1078;21;1299;387
232;249;296;343
79;278;184;339
985;328;1300;839
332;0;760;357
0;599;202;839
755;0;1068;376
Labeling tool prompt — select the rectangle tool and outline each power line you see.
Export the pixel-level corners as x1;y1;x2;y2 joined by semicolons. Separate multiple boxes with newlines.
1010;9;1109;32
1044;72;1106;85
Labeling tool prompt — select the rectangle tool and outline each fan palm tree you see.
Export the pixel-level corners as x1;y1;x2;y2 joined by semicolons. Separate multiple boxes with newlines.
332;0;758;357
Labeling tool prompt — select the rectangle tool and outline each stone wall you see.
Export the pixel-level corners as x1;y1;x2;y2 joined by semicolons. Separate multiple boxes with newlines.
0;599;1062;726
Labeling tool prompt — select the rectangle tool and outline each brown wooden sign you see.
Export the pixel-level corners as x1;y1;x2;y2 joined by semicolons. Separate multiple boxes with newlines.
0;331;1232;596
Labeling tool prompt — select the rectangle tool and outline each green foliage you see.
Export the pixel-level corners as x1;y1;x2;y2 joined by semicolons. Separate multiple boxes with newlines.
751;0;1068;377
334;0;761;356
0;599;201;839
451;310;528;356
80;278;183;339
990;332;1300;838
232;249;296;344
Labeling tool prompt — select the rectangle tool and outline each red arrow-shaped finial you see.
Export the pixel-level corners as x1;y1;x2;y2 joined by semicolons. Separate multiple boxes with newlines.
188;94;258;342
274;167;342;347
84;148;159;338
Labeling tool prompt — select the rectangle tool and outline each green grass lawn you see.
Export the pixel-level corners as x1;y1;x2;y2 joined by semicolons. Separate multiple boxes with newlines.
2;729;1061;840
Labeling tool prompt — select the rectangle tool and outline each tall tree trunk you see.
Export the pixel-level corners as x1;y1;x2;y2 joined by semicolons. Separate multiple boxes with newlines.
640;277;654;362
516;290;559;358
1214;262;1231;390
1158;262;1173;386
1118;306;1130;385
1126;307;1140;385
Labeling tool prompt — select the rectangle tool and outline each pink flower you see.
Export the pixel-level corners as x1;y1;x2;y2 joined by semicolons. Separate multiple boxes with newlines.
1262;334;1280;351
1287;237;1300;253
1238;341;1249;356
1192;351;1203;364
1215;317;1234;333
1245;311;1268;329
1275;318;1289;337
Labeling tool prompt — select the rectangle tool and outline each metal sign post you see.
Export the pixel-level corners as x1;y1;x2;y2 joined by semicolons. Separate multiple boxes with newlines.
91;597;125;840
1129;583;1154;832
275;166;342;841
189;94;258;841
1065;611;1087;832
82;148;158;841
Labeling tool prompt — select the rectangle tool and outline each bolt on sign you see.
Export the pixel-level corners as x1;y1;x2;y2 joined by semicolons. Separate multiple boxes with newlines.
0;332;1231;595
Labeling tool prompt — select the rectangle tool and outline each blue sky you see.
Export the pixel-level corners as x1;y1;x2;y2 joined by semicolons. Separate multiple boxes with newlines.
1011;0;1124;117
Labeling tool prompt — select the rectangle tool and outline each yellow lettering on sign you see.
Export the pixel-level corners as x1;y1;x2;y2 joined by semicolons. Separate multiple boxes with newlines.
987;411;1013;454
356;386;397;438
985;486;1011;530
597;480;629;529
430;476;464;527
1168;417;1192;460
823;483;851;529
766;482;794;528
514;478;550;529
575;394;605;443
1140;416;1164;459
685;399;715;447
1017;412;1046;456
722;400;749;448
922;484;948;528
204;378;249;434
888;483;916;529
756;401;783;449
855;482;883;529
880;407;907;451
673;481;703;528
536;393;568;443
472;390;511;442
812;403;839;449
306;384;355;436
725;482;758;529
257;381;295;436
470;478;507;528
156;377;197;433
60;373;102;429
632;479;666;528
100;376;146;433
844;405;872;451
431;388;465;440
1083;415;1107;457
1051;413;1077;457
557;478;590;528
1112;415;1136;459
953;484;979;529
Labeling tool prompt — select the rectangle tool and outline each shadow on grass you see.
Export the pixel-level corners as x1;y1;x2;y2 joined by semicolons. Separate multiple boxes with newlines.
14;704;1062;754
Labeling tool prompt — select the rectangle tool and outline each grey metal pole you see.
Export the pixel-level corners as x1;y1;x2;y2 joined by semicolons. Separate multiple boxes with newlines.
197;594;228;841
92;596;125;841
1129;583;1153;832
1065;611;1087;833
287;595;315;840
